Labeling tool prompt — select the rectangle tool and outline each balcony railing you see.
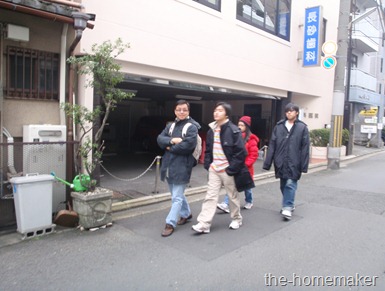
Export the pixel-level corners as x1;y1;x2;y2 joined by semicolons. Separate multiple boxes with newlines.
352;20;380;53
350;68;377;92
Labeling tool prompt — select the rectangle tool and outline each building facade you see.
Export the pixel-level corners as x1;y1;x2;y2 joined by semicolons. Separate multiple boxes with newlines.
76;0;340;149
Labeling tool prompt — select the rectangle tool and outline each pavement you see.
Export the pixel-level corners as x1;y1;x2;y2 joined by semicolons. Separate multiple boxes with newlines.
0;144;384;290
100;144;383;211
0;144;383;247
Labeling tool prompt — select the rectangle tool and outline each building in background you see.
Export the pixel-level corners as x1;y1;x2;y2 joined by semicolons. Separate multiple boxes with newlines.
346;0;385;148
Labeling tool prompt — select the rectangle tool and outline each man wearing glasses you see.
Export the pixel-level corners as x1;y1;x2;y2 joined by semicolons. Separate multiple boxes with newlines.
157;100;201;236
263;103;309;221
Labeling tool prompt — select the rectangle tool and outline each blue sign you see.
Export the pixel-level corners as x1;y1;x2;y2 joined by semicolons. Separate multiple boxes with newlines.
303;6;322;67
322;56;336;69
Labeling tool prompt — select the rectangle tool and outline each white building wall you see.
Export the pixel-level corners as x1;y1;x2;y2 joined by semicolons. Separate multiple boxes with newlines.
79;0;341;130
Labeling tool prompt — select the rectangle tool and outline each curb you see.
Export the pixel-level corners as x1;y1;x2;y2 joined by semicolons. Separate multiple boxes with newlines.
111;153;361;213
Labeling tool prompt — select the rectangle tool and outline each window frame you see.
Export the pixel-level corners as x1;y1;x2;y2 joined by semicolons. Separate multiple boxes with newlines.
193;0;221;11
236;0;291;41
5;46;60;101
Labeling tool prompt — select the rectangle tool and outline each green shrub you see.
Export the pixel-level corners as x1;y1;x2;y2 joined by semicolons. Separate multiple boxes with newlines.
310;128;349;147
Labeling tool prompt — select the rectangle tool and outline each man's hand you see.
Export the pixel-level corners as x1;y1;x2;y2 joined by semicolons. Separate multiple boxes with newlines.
170;137;183;145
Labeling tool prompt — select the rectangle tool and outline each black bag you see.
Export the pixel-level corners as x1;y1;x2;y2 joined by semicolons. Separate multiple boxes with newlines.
234;166;255;192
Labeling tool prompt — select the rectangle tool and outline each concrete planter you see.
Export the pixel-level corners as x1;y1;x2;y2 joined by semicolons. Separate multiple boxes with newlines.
311;145;346;159
71;188;113;229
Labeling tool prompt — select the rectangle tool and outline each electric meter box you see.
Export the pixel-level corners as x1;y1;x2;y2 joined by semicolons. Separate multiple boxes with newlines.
23;125;66;212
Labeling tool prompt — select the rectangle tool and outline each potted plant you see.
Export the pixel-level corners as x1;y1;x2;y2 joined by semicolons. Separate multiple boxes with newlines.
62;38;133;229
309;128;349;159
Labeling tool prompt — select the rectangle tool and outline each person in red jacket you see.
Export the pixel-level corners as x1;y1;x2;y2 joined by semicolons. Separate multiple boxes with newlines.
217;116;259;211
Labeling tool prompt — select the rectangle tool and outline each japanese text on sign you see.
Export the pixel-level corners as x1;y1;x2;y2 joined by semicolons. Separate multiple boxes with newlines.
303;6;322;67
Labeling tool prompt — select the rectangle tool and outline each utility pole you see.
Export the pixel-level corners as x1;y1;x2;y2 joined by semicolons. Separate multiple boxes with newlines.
344;1;354;156
328;0;352;170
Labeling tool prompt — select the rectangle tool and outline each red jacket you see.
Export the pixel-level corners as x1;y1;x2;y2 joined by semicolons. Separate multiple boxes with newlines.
243;133;259;177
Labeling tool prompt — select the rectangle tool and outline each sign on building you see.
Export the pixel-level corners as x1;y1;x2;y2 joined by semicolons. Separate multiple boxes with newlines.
303;6;322;67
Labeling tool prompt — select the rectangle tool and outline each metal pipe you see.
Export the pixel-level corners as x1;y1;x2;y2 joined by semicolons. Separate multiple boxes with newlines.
59;24;68;125
153;156;161;194
2;127;17;175
66;30;82;202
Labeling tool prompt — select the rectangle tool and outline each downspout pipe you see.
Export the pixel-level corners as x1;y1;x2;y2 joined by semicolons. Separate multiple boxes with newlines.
2;127;17;175
59;24;68;125
66;12;91;202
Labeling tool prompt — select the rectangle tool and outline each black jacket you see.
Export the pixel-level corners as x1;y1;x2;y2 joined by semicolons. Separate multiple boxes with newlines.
157;117;200;184
204;120;246;176
263;118;309;180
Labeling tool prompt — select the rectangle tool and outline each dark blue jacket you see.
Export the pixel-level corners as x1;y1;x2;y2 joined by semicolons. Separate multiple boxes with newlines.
263;118;310;180
157;117;200;184
204;120;246;176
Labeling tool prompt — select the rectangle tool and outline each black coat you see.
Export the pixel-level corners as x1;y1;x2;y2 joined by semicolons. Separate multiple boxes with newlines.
263;118;310;180
157;117;200;184
204;120;246;176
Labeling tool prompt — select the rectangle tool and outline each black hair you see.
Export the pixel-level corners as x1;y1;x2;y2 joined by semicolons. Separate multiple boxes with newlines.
175;99;190;111
239;120;251;142
285;103;299;113
214;101;232;117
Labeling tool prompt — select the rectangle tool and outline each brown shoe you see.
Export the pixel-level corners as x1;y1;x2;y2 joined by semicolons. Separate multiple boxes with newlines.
161;224;174;237
177;214;193;225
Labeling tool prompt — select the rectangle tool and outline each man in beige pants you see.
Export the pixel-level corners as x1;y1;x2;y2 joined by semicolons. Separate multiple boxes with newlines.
192;102;246;233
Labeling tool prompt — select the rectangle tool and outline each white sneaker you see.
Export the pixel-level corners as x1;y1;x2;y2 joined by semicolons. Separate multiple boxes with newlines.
217;202;230;213
243;202;253;210
281;209;292;220
192;223;210;233
229;220;242;230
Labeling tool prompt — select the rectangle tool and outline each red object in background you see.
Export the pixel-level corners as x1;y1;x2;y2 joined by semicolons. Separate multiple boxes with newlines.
198;129;207;164
199;138;206;164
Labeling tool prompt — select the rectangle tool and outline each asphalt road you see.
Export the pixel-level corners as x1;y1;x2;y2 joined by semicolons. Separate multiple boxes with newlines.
0;151;384;290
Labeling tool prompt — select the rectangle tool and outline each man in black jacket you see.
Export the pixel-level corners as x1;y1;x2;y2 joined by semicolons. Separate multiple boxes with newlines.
192;102;246;233
157;100;200;236
263;103;309;220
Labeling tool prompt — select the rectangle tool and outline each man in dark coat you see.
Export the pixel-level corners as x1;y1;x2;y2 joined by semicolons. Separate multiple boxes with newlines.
263;103;309;220
157;100;200;236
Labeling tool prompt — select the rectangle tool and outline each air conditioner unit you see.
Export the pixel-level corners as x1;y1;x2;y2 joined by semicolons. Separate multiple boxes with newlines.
23;125;66;212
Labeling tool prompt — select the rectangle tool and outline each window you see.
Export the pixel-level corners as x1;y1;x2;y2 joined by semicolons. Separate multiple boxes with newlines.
6;46;59;100
236;0;291;40
193;0;221;11
351;54;358;68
